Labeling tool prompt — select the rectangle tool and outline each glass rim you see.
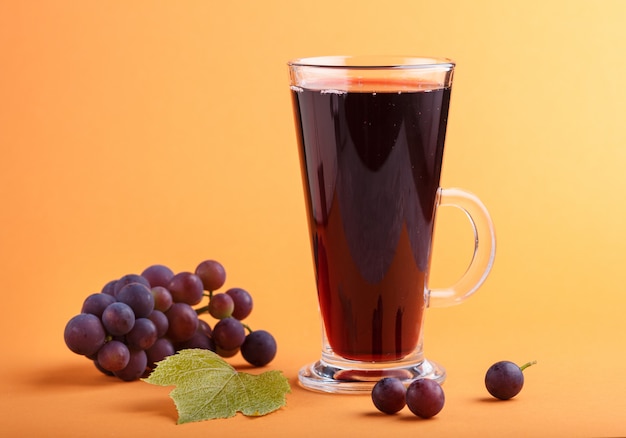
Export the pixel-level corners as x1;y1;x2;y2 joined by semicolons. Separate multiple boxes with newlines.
287;55;455;70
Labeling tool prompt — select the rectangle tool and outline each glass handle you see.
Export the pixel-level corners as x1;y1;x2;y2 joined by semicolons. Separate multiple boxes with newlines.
428;187;496;308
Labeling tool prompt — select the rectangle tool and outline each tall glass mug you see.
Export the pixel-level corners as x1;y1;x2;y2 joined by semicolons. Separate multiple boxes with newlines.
288;56;496;394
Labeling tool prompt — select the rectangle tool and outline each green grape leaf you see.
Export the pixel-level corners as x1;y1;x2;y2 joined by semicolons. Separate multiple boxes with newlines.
143;349;291;424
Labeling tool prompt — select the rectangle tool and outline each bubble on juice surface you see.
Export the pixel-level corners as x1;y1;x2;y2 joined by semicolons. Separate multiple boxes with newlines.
320;89;347;95
290;85;304;92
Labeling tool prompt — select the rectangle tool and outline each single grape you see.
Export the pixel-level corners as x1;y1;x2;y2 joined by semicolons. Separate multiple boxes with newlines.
96;340;130;372
147;310;169;338
168;271;204;306
81;293;116;317
116;282;155;318
175;326;216;352
146;338;176;368
212;317;246;351
141;264;174;288
64;314;107;356
225;287;253;320
100;279;118;296
485;360;536;400
208;293;235;319
240;330;277;367
114;349;148;381
215;346;240;358
165;302;199;342
112;274;151;296
198;318;212;337
150;286;173;312
405;379;445;418
93;359;115;377
101;302;136;336
195;259;227;291
371;377;406;414
126;318;158;350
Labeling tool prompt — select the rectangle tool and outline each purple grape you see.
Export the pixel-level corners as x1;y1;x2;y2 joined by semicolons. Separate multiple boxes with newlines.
96;340;130;372
168;272;204;306
175;326;216;352
405;379;445;418
81;293;116;317
165;302;199;342
225;287;253;320
64;314;107;356
485;360;536;400
371;377;406;414
150;286;173;312
112;274;151;296
195;259;226;291
114;349;148;381
212;317;246;351
146;338;176;368
240;330;277;367
198;318;212;337
93;359;115;376
116;282;155;318
208;293;234;319
126;318;158;350
215;346;240;358
147;310;169;338
100;279;117;296
141;264;174;288
101;302;135;336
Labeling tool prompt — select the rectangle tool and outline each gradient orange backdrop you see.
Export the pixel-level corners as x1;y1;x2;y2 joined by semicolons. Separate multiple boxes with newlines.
2;1;626;436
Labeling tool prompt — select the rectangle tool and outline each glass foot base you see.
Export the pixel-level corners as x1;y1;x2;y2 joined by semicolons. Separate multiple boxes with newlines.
298;358;446;394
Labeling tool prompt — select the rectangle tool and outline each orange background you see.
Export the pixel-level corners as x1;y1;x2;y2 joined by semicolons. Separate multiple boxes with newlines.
2;1;626;436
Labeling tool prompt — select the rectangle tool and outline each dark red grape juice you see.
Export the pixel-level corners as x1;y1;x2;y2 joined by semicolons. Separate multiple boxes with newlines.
292;80;451;362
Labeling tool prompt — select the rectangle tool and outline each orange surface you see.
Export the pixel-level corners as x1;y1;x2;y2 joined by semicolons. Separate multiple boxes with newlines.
2;1;626;436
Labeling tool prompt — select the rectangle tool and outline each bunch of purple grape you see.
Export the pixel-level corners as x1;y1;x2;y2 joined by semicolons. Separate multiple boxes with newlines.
63;259;277;381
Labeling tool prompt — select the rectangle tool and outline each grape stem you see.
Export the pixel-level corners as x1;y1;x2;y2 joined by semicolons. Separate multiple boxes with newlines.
519;360;537;372
196;291;215;315
195;305;209;315
242;323;253;334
